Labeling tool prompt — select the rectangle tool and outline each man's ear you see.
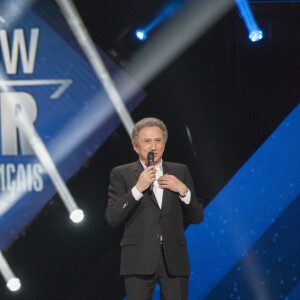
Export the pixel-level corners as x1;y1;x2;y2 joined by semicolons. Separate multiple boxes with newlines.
132;142;138;154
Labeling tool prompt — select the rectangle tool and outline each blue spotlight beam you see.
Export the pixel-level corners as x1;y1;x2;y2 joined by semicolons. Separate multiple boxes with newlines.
236;0;263;42
135;2;182;41
127;0;235;87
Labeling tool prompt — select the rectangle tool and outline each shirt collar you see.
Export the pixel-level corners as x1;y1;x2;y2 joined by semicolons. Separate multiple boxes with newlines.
140;159;163;170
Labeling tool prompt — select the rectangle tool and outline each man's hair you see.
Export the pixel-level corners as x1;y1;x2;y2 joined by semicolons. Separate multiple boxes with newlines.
131;117;168;145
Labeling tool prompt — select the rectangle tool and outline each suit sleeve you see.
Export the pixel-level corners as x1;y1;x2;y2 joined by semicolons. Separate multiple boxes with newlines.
105;167;140;227
181;165;204;224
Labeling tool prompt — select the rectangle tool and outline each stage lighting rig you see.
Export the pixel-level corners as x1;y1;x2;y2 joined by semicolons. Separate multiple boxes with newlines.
236;0;264;42
134;2;181;42
135;29;147;41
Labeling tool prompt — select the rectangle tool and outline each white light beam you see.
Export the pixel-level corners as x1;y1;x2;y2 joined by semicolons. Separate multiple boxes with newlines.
3;92;84;223
55;0;134;136
17;111;84;222
0;251;21;292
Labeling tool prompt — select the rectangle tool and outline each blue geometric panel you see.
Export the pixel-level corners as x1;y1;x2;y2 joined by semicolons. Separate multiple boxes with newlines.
205;193;300;299
185;104;300;299
286;283;300;300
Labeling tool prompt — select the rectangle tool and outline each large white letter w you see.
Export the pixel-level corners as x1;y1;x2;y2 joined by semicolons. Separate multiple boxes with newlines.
0;28;39;74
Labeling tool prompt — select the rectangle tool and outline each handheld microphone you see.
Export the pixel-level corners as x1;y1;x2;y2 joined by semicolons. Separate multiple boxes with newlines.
147;151;154;191
147;151;154;166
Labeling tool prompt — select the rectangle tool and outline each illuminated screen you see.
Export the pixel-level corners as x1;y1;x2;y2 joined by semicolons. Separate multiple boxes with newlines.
0;0;145;250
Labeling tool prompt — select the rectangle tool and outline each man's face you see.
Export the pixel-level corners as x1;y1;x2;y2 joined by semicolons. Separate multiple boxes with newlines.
133;126;166;166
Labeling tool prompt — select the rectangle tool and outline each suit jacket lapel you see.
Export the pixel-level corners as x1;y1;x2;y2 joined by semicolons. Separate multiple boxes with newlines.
133;160;143;180
161;162;172;211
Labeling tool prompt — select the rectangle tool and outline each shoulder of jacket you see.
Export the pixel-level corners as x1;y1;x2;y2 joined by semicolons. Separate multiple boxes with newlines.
164;161;186;169
112;161;139;173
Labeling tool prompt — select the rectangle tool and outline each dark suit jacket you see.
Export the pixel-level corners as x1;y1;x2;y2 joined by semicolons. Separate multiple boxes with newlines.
105;160;204;276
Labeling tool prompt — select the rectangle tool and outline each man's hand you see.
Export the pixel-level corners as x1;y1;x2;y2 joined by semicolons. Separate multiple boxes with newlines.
157;174;188;197
135;166;156;193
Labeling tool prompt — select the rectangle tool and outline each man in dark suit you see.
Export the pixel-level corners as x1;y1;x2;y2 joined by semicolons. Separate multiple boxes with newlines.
105;117;204;300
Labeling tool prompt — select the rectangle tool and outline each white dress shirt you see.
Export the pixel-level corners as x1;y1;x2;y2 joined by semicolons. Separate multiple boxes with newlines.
131;160;191;207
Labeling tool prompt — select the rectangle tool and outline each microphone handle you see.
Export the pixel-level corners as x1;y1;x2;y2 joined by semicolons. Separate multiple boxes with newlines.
148;160;154;192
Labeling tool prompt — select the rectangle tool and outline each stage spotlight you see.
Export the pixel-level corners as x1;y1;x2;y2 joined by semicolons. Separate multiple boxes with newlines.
0;251;21;292
4;96;85;225
70;209;84;223
134;2;181;42
135;29;147;41
236;0;263;43
7;277;21;292
249;29;263;42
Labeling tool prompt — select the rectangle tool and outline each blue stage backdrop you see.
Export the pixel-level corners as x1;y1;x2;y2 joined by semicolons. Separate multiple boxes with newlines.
150;104;300;299
0;0;145;250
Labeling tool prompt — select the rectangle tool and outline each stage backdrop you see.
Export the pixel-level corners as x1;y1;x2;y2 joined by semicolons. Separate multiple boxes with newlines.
0;0;145;251
182;104;300;299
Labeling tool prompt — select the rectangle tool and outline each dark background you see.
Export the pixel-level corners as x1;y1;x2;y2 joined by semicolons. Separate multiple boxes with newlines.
0;0;299;299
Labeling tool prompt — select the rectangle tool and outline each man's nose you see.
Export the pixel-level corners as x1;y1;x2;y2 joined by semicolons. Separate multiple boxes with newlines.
150;141;156;150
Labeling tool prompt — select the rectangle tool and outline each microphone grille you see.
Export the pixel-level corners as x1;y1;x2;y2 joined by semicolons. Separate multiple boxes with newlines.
147;151;154;161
